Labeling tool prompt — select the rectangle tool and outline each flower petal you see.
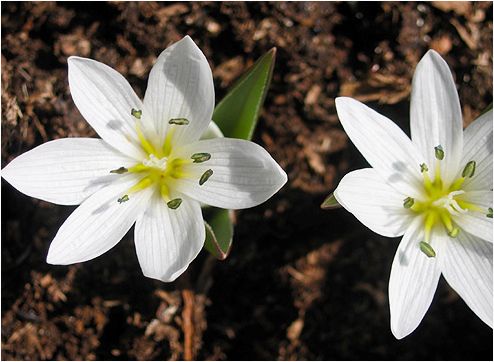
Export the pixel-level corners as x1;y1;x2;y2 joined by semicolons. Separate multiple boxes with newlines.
143;36;214;146
1;138;135;205
134;193;205;282
461;110;493;191
389;217;442;339
333;168;414;237
68;56;146;160
442;231;493;328
335;97;424;198
46;177;153;265
410;50;463;183
454;190;493;243
200;120;224;140
171;138;287;209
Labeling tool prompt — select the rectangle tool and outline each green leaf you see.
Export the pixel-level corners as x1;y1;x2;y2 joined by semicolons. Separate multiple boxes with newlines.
212;47;277;141
320;193;341;210
203;209;234;260
202;49;277;260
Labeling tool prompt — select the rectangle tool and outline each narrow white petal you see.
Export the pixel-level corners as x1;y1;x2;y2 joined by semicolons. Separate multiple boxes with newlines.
335;97;424;198
134;194;205;282
410;50;463;183
143;36;214;146
442;232;493;328
68;56;146;159
334;168;413;237
1;138;135;205
200;120;225;140
389;218;442;339
171;138;287;209
46;177;153;265
454;190;493;243
461;110;493;191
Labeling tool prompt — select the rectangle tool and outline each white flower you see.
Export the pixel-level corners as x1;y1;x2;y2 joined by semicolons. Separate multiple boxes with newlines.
333;50;492;339
1;36;287;282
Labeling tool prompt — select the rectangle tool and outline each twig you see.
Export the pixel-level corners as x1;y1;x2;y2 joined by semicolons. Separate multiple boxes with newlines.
182;289;195;361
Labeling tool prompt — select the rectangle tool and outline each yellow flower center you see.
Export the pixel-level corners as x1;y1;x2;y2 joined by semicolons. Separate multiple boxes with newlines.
403;146;485;257
111;110;213;209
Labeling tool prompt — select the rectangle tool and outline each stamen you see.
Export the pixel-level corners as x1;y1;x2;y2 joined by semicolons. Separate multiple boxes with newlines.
462;161;476;178
110;167;128;174
118;194;129;204
169;118;189;125
419;241;436;258
191;153;211;163
131;108;142;119
403;197;414;209
487;208;493;218
420;163;428;173
167;198;182;209
434;145;444;160
199;169;213;186
448;228;460;238
128;177;154;194
136;121;157;156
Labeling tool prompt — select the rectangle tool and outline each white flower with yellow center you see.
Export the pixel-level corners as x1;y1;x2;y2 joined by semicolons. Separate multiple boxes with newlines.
1;36;287;282
333;50;492;338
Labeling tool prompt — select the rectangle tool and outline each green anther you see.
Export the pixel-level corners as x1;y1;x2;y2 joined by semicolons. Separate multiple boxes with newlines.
131;108;142;119
118;195;129;204
167;198;182;209
403;197;414;209
434;145;444;160
462;161;476;178
191;153;211;163
419;241;436;258
199;169;213;186
420;163;428;173
487;208;493;218
110;167;128;174
169;118;189;125
448;228;460;238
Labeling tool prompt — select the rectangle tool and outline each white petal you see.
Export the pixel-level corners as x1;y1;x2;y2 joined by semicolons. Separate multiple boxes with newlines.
1;138;135;205
46;177;153;265
200;120;225;140
171;138;287;209
68;56;146;160
334;168;413;237
389;218;442;339
454;190;493;243
461;110;493;191
410;50;463;184
335;97;424;198
134;193;205;282
442;232;493;328
143;36;214;146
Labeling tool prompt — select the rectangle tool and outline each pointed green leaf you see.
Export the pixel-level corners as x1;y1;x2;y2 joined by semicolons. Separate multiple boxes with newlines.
212;48;276;141
203;208;234;260
321;192;341;209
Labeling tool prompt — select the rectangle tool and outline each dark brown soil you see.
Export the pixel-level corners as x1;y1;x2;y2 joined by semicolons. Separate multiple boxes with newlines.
2;2;492;360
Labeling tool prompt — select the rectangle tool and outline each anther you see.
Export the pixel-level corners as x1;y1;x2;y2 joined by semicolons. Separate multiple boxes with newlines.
118;195;129;204
462;161;476;178
403;197;414;209
420;163;428;173
434;145;444;160
448;228;460;238
191;153;211;163
169;118;189;125
199;169;213;186
487;208;493;218
110;167;128;174
167;198;182;209
131;108;142;119
419;241;436;258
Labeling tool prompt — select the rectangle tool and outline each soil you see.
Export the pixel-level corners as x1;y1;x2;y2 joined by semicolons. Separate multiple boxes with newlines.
1;2;493;360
